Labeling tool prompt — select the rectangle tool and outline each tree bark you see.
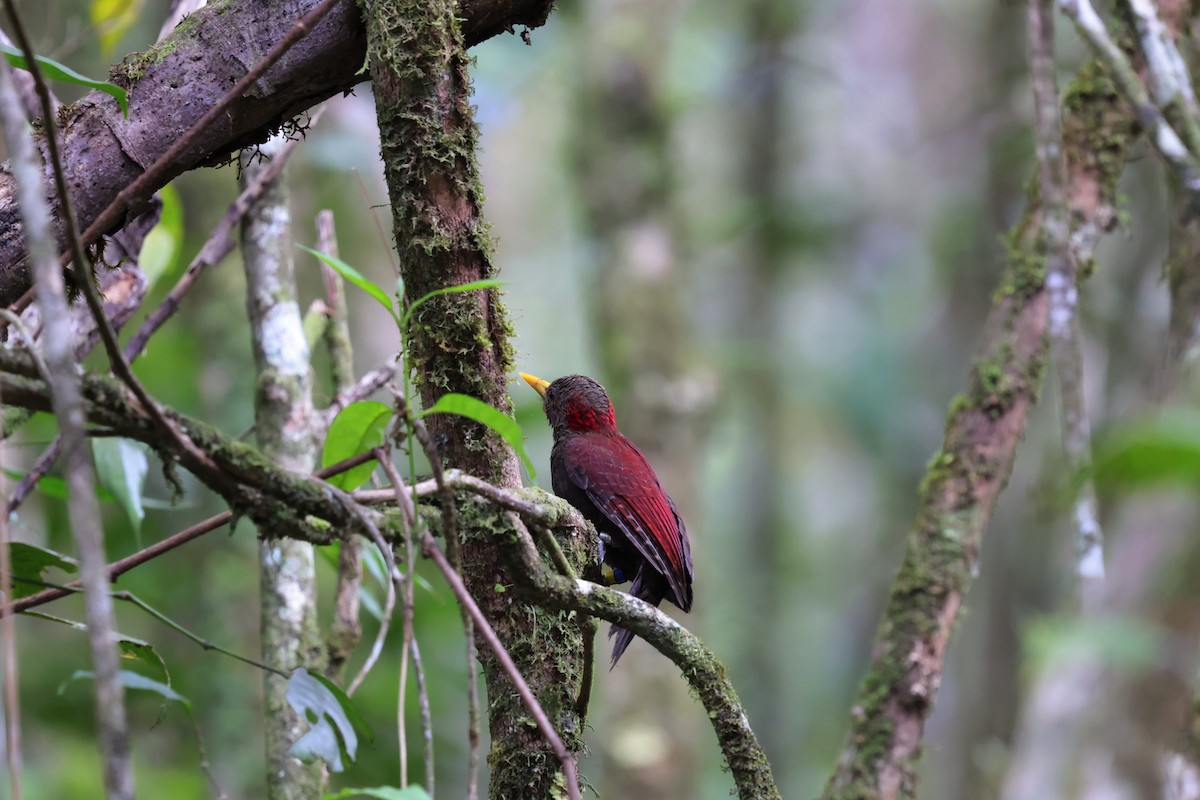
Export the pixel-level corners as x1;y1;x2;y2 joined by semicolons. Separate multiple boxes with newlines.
357;0;583;796
240;135;325;799
0;0;554;306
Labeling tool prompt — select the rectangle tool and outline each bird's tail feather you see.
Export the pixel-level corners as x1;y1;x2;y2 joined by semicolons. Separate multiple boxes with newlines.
609;624;635;669
608;565;667;668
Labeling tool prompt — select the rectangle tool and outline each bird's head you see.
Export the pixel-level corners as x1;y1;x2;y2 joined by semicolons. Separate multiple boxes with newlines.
520;372;617;433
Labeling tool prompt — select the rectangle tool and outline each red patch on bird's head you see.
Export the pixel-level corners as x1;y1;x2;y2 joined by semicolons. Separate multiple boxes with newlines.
542;374;618;433
564;396;616;432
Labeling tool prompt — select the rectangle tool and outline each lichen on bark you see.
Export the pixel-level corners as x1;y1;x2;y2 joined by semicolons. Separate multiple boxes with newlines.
356;0;582;795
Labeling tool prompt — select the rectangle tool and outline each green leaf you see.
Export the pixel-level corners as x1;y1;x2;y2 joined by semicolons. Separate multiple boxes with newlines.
323;787;432;800
26;612;170;683
322;402;391;491
7;543;76;598
93;438;149;542
137;184;183;289
1025;615;1161;674
0;43;128;117
60;669;190;709
286;668;372;772
420;393;535;479
90;0;142;56
2;467;121;505
1091;409;1200;492
399;280;502;334
300;246;400;326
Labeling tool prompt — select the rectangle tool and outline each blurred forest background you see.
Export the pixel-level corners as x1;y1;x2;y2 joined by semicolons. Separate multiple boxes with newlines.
0;0;1188;797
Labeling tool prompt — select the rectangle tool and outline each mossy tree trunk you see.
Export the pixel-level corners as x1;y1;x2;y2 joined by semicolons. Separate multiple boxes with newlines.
356;0;585;796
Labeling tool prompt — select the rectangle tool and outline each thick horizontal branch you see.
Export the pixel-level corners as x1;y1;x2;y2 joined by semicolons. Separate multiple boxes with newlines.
0;0;554;305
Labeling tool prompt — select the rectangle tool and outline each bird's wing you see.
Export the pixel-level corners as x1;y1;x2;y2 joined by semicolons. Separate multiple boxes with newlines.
563;433;693;611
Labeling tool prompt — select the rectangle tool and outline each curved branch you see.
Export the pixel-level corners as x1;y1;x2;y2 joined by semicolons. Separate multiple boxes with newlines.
486;490;780;800
0;0;554;304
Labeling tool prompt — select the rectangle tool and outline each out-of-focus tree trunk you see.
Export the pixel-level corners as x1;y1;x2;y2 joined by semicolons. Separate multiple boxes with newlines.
240;134;325;800
732;0;804;762
564;0;714;796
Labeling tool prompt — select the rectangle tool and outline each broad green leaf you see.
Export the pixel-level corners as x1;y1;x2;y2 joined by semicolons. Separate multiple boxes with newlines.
60;669;190;709
90;0;143;56
1091;409;1200;492
286;668;372;772
322;402;391;490
324;787;432;800
0;44;128;117
26;612;170;683
137;184;183;288
7;543;76;598
93;438;148;542
2;467;120;505
420;393;535;479
300;246;400;326
399;279;503;334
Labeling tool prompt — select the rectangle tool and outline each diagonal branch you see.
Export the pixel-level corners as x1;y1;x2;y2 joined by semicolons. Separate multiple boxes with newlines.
0;0;555;305
820;46;1142;800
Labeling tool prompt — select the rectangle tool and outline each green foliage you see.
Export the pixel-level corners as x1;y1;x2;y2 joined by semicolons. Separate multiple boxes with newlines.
60;668;189;707
301;246;401;326
322;401;392;490
324;787;432;800
28;611;172;684
0;43;129;116
6;543;76;598
1024;615;1160;674
421;392;535;479
286;668;373;773
1090;409;1200;491
138;183;184;288
93;437;149;542
89;0;141;56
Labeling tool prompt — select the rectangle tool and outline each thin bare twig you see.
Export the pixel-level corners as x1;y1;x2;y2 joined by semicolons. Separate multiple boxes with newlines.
0;39;133;800
2;437;61;518
8;511;233;615
374;449;418;787
320;364;398;426
123;128;311;363
420;529;582;800
1032;0;1105;603
393;394;481;796
408;636;434;796
337;489;400;697
7;450;378;617
0;407;22;799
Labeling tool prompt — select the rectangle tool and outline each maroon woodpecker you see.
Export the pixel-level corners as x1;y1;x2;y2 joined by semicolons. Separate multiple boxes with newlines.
520;372;694;666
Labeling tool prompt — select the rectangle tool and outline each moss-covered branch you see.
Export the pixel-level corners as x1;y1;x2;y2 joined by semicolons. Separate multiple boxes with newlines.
820;55;1140;800
0;347;351;539
477;488;780;800
0;0;555;305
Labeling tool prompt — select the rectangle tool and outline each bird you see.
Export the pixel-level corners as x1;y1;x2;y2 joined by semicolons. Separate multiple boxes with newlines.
520;372;693;667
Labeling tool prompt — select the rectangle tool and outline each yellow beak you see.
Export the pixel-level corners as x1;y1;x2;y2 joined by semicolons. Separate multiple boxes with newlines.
519;372;551;397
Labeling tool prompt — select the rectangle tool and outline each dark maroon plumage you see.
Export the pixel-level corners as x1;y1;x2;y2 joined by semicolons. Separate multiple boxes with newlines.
521;372;694;666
